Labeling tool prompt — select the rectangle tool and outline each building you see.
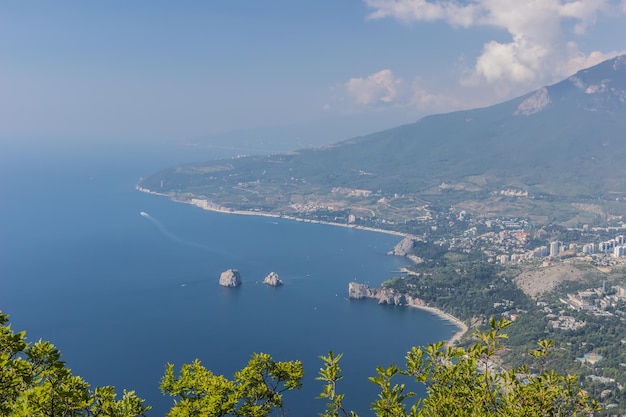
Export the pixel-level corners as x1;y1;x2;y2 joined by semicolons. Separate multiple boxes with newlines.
582;243;595;254
600;239;617;253
530;246;548;258
577;352;603;365
549;241;560;257
565;294;595;311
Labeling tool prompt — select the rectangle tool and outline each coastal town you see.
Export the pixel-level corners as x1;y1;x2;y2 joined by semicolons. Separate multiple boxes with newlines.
362;209;626;414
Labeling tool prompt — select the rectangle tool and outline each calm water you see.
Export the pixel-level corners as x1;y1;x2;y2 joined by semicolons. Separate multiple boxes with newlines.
0;140;456;415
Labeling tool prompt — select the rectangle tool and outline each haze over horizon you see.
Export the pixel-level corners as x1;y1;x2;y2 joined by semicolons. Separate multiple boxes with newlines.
2;1;626;144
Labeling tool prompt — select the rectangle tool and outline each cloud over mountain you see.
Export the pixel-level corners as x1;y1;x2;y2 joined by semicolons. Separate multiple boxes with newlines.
345;69;403;106
362;0;625;105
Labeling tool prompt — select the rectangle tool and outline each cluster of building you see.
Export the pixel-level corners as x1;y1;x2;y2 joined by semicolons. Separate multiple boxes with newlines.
548;314;586;330
430;210;620;263
596;235;626;257
557;284;626;317
498;234;626;263
525;235;626;259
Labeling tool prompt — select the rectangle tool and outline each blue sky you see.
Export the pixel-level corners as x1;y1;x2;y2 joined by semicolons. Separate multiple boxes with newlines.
2;0;625;142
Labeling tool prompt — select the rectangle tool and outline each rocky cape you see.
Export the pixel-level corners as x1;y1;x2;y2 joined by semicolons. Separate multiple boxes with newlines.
349;282;468;347
348;282;426;307
387;236;424;264
219;269;242;287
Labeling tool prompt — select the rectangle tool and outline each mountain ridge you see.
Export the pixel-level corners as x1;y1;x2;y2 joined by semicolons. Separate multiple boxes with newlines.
140;55;626;227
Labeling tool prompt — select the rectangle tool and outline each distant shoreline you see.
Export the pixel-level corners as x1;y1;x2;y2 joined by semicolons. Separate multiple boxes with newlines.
136;186;406;237
136;185;467;345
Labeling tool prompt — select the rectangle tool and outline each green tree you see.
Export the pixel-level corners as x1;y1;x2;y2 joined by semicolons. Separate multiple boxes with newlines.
2;311;599;417
160;353;304;417
0;311;149;417
317;318;598;417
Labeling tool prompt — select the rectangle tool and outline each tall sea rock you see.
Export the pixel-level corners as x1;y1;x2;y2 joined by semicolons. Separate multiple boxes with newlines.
263;272;283;287
219;269;242;287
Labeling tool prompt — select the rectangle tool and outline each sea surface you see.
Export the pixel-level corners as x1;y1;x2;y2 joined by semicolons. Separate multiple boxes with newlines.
0;139;456;416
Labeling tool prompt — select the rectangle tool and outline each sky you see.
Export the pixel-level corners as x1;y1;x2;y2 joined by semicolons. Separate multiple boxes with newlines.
1;0;626;143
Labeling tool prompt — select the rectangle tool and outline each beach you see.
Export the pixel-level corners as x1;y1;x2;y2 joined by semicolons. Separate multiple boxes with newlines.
410;304;468;347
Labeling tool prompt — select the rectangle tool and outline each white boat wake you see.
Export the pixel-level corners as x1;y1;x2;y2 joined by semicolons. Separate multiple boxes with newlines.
139;211;213;252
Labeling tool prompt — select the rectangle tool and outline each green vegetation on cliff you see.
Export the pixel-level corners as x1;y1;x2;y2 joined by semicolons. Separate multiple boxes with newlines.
383;250;531;320
378;238;626;415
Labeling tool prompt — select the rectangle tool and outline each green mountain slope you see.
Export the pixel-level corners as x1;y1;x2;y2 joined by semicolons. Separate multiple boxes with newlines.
140;55;626;225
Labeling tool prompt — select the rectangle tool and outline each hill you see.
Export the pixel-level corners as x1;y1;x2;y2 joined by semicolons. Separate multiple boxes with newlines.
139;55;626;227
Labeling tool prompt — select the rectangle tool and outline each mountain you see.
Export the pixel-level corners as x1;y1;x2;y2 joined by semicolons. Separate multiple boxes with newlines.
140;55;626;226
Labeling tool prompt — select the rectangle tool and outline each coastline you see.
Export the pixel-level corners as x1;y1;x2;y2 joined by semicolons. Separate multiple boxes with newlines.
136;186;406;237
408;304;468;347
137;185;467;345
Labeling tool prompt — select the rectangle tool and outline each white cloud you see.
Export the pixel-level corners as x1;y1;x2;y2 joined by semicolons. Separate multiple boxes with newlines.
337;71;475;115
345;69;403;106
365;0;625;97
410;77;465;111
560;43;621;75
365;0;481;26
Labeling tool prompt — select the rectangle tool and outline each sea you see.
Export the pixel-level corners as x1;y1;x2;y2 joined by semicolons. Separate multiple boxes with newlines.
0;139;456;416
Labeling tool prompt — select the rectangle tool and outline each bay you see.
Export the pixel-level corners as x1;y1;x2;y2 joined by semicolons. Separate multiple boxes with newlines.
0;139;456;415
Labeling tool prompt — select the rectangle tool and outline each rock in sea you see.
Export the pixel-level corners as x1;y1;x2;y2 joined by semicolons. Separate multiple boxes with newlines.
219;269;242;287
263;271;283;287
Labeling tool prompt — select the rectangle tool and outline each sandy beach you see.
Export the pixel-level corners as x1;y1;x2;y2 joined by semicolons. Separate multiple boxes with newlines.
137;186;407;236
137;186;468;345
407;304;468;347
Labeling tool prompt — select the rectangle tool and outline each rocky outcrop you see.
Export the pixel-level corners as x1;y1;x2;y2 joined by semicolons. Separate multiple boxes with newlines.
348;282;426;307
388;236;420;256
515;87;550;116
219;269;242;287
263;272;283;287
387;236;424;264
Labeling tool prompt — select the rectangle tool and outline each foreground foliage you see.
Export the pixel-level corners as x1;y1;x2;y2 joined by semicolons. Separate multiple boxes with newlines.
160;353;303;417
0;312;149;417
317;318;598;417
1;312;598;416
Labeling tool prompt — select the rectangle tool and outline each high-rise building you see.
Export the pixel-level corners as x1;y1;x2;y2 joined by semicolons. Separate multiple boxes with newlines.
582;243;595;255
550;241;560;257
599;241;613;253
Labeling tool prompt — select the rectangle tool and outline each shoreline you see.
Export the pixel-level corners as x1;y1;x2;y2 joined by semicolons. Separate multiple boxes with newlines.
137;185;468;345
408;303;468;347
136;186;406;237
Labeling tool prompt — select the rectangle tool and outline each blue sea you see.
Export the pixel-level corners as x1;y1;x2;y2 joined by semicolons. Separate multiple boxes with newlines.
0;139;456;416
